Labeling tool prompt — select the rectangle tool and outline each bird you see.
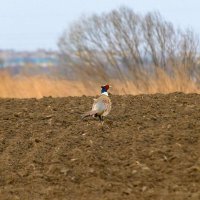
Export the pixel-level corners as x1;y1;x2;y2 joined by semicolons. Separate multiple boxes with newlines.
81;84;112;124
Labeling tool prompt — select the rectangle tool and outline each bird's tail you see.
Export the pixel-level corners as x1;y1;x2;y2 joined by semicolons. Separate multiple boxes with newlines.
81;110;98;119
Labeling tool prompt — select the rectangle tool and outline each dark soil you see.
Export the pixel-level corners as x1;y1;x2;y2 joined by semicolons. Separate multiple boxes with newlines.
0;93;200;200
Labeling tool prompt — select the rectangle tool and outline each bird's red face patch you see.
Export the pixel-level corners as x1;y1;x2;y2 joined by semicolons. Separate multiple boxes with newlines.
101;84;109;90
101;84;110;94
104;84;109;91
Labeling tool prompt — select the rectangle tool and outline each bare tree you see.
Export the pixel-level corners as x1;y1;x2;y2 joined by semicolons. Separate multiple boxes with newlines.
58;6;200;83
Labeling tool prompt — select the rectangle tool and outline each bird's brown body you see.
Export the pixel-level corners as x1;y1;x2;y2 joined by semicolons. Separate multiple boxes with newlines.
92;94;111;117
82;84;112;123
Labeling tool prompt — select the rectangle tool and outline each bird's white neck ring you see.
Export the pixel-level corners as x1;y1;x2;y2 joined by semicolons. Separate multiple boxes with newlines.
101;91;108;96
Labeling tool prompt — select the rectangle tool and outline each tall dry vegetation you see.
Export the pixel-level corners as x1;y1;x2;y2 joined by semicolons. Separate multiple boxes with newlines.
0;71;92;98
0;70;199;98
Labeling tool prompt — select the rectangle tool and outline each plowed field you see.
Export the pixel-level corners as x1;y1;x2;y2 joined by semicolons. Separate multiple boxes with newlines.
0;93;200;200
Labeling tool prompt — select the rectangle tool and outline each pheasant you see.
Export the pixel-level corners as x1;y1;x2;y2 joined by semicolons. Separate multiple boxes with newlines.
82;84;112;123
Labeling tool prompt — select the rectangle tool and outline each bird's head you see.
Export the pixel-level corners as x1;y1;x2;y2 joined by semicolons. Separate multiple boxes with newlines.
101;84;111;96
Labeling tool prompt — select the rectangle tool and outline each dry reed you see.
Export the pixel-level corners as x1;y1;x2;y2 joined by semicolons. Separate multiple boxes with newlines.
0;69;199;98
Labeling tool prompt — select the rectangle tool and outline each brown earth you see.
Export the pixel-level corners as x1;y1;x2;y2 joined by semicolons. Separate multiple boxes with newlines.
0;93;200;200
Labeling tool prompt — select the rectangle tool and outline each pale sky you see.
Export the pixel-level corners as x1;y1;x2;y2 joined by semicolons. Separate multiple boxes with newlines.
0;0;199;51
